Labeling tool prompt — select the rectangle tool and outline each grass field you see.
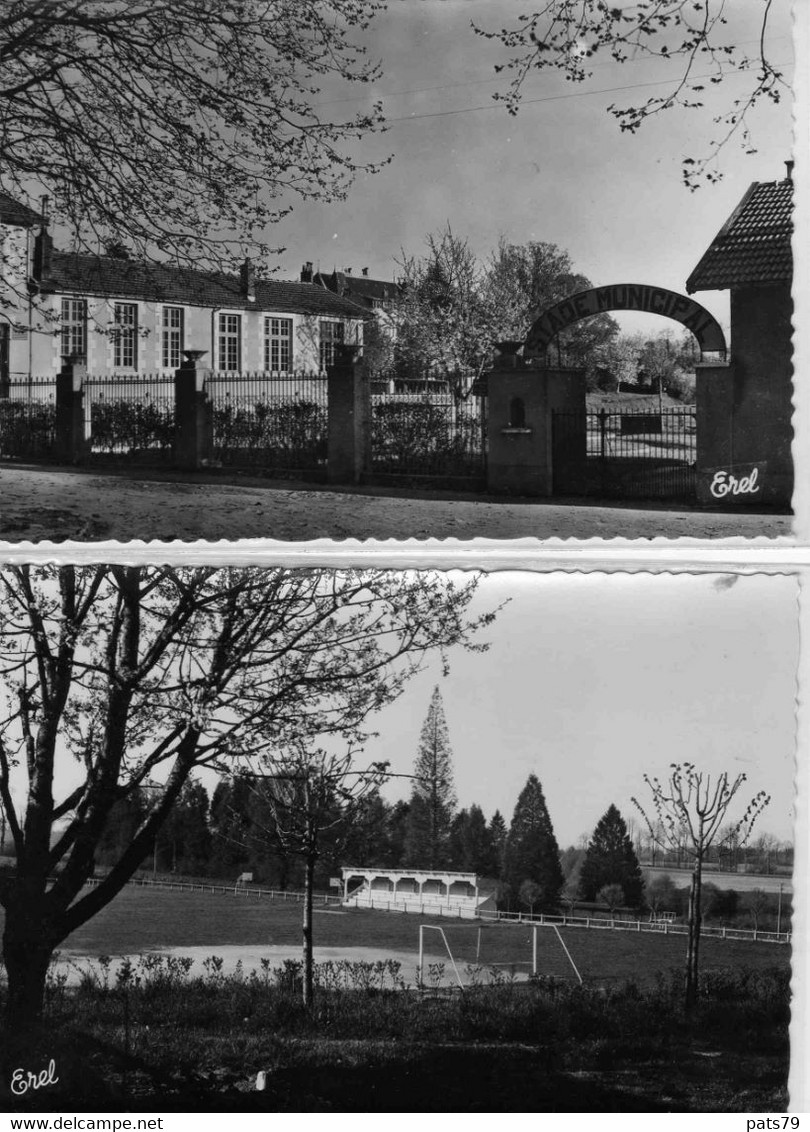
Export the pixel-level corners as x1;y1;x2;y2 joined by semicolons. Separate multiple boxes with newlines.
0;885;791;1112
17;884;791;988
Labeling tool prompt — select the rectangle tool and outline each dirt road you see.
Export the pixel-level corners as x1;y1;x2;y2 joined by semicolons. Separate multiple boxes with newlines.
0;463;792;543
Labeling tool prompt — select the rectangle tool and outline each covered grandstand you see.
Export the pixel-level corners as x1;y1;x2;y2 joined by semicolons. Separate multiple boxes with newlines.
341;867;497;918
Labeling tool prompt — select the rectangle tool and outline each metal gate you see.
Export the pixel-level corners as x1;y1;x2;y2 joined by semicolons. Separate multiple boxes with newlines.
552;407;697;501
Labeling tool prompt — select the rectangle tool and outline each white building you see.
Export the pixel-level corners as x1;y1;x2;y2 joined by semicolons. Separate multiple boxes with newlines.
0;192;367;382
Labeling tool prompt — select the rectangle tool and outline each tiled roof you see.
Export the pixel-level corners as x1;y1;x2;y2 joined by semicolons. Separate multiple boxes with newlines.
43;251;368;318
316;269;400;306
686;178;793;292
0;190;45;228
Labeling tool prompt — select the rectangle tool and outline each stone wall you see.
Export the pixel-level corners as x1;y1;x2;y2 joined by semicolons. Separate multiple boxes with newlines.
696;282;793;508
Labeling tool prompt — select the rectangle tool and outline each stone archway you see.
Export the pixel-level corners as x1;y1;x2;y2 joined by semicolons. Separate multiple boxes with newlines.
524;283;727;359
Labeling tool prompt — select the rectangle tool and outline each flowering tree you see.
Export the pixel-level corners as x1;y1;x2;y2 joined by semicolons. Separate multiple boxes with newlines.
395;227;498;401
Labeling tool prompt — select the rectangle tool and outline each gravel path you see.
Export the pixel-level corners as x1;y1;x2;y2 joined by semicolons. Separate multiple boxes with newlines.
0;463;792;543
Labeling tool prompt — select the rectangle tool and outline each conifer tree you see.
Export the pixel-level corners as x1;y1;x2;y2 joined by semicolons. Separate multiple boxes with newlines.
403;686;457;868
503;774;564;911
448;804;492;873
486;810;508;879
385;800;411;868
159;780;211;876
578;804;645;908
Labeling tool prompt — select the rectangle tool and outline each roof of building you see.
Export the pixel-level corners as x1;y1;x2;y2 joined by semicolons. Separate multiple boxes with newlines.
0;190;45;228
41;250;368;318
315;269;400;306
686;177;793;292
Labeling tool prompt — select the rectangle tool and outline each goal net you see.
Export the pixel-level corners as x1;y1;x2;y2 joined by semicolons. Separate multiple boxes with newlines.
417;921;583;989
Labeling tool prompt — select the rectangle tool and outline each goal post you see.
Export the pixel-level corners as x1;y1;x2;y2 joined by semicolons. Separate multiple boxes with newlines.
417;921;583;989
417;925;467;990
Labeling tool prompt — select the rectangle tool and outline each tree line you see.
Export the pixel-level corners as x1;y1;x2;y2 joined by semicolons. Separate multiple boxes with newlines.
366;228;702;402
79;687;789;922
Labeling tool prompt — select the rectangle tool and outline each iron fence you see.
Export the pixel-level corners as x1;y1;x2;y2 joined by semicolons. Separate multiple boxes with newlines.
0;379;57;459
84;374;175;460
207;371;328;476
368;392;486;487
553;407;696;500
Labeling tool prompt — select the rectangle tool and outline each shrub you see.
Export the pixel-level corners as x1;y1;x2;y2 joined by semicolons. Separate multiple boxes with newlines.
371;399;482;475
0;400;56;457
702;883;739;921
213;398;327;466
90;399;174;453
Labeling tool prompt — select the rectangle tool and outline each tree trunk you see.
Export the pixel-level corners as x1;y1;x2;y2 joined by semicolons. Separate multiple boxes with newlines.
302;851;314;1008
1;917;57;1073
684;857;703;1010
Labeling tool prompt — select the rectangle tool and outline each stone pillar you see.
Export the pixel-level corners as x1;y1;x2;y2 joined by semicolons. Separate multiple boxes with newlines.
55;355;89;463
174;350;213;471
327;345;369;484
486;362;586;496
695;362;734;504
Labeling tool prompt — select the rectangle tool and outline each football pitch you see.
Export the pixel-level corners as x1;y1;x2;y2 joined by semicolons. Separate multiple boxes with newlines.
28;885;791;988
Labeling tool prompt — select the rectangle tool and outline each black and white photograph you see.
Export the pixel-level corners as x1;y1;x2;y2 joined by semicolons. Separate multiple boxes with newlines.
0;0;802;544
0;0;808;1124
0;565;798;1112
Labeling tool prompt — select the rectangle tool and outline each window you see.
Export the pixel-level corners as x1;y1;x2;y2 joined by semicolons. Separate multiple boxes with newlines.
319;320;344;370
113;302;138;368
162;306;185;369
264;317;293;373
60;298;87;360
218;313;241;371
509;397;526;428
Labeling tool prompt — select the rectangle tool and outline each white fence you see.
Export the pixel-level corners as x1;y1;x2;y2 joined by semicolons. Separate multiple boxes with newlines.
87;875;342;905
478;909;790;946
93;876;791;946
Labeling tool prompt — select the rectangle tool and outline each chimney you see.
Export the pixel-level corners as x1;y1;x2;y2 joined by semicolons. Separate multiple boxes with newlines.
240;257;256;301
344;266;352;275
785;160;794;183
300;261;313;283
33;228;53;283
361;267;369;277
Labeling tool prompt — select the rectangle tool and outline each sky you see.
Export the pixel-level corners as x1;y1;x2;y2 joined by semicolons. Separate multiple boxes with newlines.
271;0;795;340
358;570;798;848
17;569;798;854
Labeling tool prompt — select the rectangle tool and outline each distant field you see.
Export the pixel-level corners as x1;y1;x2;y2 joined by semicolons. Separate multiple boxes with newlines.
1;885;788;988
643;867;792;895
